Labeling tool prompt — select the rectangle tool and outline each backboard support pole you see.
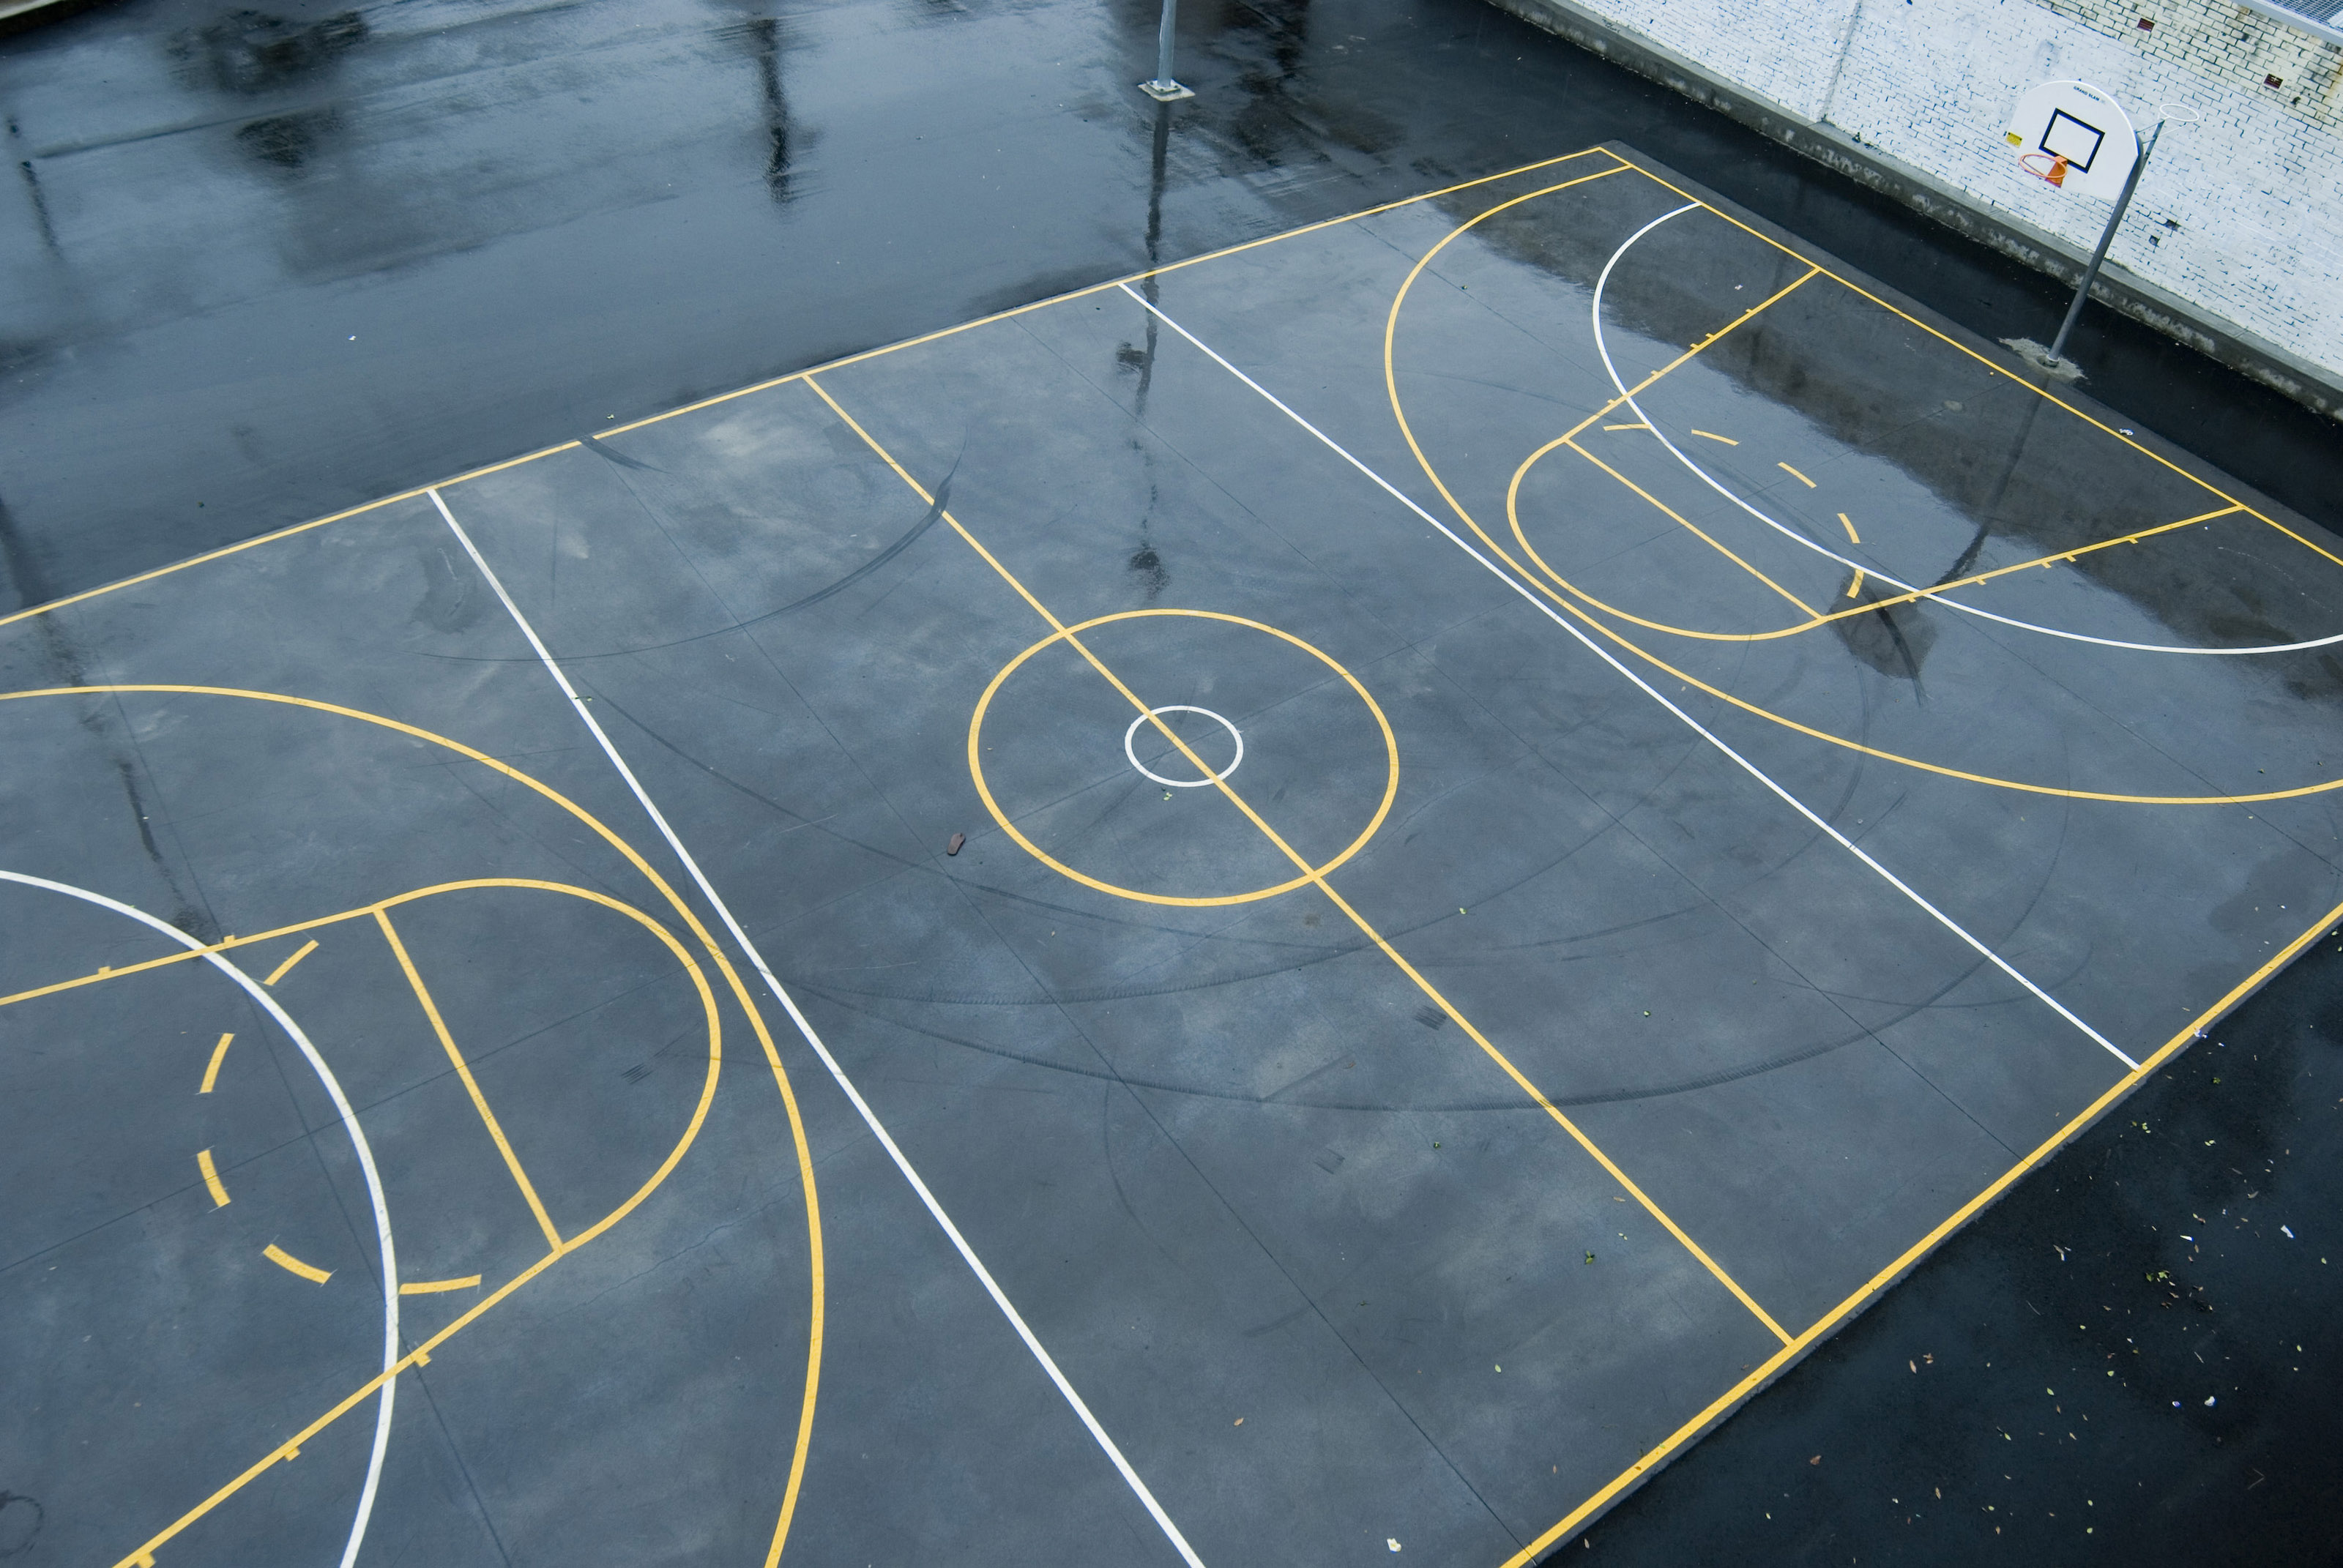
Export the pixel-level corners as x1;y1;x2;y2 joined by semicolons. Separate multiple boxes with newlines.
1139;0;1193;101
2046;119;2162;363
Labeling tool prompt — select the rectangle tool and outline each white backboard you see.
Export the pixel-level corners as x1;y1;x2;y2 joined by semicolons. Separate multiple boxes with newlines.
2004;81;2138;199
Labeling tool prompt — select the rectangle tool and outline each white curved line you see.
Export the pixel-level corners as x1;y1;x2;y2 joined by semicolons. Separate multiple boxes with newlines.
0;870;399;1568
1588;206;2343;657
1122;705;1243;788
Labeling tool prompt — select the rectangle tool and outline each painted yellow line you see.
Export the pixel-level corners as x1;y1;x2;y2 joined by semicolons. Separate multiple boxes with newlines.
373;907;567;1255
1847;570;1864;600
1602;154;2322;556
1838;512;1860;545
11;686;805;1568
1502;890;2343;1564
199;1031;233;1094
595;149;1623;442
3;152;1625;655
1383;191;2337;799
196;1149;231;1207
398;1275;482;1295
1602;422;1649;432
1691;430;1737;445
807;375;1792;1346
263;1243;331;1284
1379;176;1822;636
261;938;318;986
1559;438;1821;619
967;609;1401;906
0;444;578;634
1777;461;1815;488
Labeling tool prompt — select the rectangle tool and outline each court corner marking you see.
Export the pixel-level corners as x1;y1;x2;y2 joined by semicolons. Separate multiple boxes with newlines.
1501;892;2343;1565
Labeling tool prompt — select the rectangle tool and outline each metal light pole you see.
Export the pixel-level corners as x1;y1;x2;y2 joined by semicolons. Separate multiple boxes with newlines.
2046;118;2162;363
1139;0;1193;101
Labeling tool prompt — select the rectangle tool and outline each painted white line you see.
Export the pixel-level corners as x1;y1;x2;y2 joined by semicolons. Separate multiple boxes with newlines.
0;869;401;1568
1124;705;1243;788
1591;206;2342;658
428;488;1208;1568
1118;283;2141;1072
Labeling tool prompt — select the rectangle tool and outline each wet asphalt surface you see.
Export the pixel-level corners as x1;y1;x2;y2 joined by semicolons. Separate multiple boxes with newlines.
4;1;2341;1563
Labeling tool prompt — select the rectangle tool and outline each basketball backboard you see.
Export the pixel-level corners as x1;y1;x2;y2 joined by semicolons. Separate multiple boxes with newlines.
2004;81;2139;199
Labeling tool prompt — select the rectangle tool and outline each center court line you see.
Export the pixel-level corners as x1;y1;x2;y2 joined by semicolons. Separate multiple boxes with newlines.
802;378;1792;1345
1117;282;2141;1073
425;488;1208;1568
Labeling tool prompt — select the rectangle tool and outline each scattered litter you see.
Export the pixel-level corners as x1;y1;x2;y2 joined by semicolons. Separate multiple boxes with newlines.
1495;1364;1502;1372
1909;1360;1916;1373
1234;1417;1243;1425
2281;1225;2295;1239
1584;1252;1596;1265
1387;1539;1402;1553
946;832;965;856
1809;1455;1821;1466
2204;1396;2216;1406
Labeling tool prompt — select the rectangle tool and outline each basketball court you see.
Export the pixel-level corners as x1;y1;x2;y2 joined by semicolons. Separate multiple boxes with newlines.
6;144;2339;1567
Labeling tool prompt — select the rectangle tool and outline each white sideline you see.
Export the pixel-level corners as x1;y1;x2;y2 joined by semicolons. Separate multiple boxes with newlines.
1116;280;2139;1072
428;488;1208;1568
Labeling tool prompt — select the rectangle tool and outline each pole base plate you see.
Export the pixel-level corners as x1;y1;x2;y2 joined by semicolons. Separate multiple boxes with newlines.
2000;337;2085;383
1139;78;1194;102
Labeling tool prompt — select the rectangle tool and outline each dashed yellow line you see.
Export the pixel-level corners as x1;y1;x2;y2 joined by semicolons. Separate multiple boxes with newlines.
1847;570;1865;600
263;1244;330;1284
196;1149;231;1208
1838;512;1860;545
399;1275;483;1295
261;939;318;986
1691;430;1737;445
199;1032;233;1094
1777;461;1815;488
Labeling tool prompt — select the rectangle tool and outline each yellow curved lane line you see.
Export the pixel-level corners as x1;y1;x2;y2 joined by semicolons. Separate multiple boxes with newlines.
398;1276;482;1296
198;1033;233;1094
1385;184;2343;804
261;939;318;986
195;1149;230;1208
263;1244;330;1284
0;689;821;1568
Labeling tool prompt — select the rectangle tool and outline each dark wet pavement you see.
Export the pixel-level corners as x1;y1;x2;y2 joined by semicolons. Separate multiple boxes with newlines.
6;4;2343;1566
4;0;2339;616
1584;944;2343;1567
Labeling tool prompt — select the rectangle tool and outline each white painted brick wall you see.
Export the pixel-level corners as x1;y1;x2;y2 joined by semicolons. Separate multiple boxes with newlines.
1562;0;2343;378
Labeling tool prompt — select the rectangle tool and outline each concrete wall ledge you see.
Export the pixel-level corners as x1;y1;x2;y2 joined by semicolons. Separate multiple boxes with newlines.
1489;0;2343;424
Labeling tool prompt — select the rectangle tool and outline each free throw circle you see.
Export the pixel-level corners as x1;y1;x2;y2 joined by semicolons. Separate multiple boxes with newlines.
1124;705;1243;788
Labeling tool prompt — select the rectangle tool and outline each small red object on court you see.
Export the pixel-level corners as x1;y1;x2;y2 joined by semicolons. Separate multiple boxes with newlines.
947;832;966;856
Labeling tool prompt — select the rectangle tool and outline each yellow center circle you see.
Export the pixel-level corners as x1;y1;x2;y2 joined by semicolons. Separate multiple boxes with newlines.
966;609;1401;906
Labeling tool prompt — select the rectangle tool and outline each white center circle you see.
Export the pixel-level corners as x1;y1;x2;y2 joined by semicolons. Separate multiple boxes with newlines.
1123;705;1243;788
